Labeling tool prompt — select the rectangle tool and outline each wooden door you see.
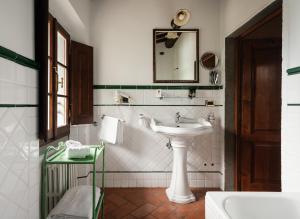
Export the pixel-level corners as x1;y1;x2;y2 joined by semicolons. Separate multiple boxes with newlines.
70;41;93;124
240;39;281;191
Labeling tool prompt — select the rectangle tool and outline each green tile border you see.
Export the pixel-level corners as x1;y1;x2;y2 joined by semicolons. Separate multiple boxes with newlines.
0;45;39;70
0;104;38;108
93;85;223;90
287;103;300;106
93;104;223;107
78;170;223;179
287;67;300;75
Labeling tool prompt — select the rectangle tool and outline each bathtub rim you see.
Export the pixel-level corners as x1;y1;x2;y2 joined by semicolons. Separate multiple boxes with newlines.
205;192;300;219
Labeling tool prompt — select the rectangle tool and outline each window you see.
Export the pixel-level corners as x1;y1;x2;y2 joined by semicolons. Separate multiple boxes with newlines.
46;14;70;142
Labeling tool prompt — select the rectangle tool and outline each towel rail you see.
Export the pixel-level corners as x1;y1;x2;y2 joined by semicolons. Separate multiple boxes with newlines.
94;114;125;126
101;114;125;122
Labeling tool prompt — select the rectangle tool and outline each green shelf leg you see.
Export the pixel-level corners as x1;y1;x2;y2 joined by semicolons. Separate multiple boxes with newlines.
67;164;70;190
93;159;96;219
102;147;105;219
42;160;48;219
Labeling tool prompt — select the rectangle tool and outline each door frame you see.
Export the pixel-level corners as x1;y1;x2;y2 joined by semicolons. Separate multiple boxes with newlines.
224;0;282;191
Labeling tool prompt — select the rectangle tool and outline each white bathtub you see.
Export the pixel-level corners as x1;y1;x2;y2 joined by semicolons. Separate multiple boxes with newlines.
205;192;300;219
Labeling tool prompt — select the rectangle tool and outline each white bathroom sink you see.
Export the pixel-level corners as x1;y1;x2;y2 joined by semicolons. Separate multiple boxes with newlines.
150;118;212;137
149;116;213;204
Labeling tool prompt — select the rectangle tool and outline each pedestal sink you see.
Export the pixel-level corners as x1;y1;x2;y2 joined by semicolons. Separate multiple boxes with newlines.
150;117;212;204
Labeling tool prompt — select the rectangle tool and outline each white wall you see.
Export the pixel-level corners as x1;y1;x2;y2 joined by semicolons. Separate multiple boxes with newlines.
0;0;35;59
90;0;221;85
49;0;92;45
0;1;39;218
220;0;276;37
219;0;276;88
281;0;300;192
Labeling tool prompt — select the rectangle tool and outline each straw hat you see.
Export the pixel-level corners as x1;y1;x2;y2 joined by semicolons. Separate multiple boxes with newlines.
173;9;191;27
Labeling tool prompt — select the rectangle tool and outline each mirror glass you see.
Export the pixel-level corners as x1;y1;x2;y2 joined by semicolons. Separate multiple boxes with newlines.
200;52;219;70
153;29;199;83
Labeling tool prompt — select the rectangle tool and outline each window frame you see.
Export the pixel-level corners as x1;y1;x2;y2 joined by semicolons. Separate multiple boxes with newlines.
47;14;54;140
43;13;70;144
53;20;70;139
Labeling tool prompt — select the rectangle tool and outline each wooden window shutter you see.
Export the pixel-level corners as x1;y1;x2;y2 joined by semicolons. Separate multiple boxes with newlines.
70;41;93;125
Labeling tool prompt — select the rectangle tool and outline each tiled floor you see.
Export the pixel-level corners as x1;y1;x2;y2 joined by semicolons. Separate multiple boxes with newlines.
99;188;217;219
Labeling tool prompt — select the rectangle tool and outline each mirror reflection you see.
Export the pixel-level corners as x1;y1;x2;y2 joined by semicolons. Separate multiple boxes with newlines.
153;29;199;83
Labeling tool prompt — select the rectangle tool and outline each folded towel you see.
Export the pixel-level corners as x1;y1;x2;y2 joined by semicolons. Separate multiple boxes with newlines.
99;116;123;144
117;121;123;144
65;140;90;159
47;185;101;219
66;140;82;148
67;146;90;159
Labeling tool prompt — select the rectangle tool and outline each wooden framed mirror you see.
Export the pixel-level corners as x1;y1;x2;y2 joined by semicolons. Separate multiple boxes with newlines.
153;29;199;83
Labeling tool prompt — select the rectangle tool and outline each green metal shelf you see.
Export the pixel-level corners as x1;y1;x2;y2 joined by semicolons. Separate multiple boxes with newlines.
42;143;105;219
46;145;104;164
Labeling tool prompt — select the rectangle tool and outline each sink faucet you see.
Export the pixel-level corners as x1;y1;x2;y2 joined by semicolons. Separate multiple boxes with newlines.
175;112;181;124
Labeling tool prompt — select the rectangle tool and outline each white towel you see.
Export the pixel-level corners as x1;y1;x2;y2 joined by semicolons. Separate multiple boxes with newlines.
47;185;101;219
65;140;90;159
67;146;90;159
99;116;123;144
117;121;123;144
65;140;82;148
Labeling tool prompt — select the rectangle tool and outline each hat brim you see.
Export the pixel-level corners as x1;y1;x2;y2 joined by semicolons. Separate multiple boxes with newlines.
173;9;191;26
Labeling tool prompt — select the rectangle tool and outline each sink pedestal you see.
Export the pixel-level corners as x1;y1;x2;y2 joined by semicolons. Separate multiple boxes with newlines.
166;138;195;204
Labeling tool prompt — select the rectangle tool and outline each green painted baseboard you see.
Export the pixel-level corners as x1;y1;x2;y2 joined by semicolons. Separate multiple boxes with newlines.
0;45;39;70
93;85;223;90
93;104;223;107
0;104;38;108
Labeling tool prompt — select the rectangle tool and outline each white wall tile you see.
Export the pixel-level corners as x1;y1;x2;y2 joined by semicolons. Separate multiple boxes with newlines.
0;58;16;82
97;172;221;188
15;65;28;85
76;89;224;188
286;76;300;104
94;89;115;105
0;63;39;219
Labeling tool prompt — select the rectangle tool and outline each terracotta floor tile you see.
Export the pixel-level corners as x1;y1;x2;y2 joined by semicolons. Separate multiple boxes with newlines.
165;212;180;219
151;203;176;218
188;205;205;219
143;195;167;206
123;193;147;207
110;202;138;219
99;211;115;219
131;203;157;218
104;200;118;214
123;215;137;219
143;215;157;219
100;188;212;219
107;193;129;207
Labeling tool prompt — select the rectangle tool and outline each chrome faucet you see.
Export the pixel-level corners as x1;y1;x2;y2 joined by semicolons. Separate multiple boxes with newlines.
175;112;181;124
